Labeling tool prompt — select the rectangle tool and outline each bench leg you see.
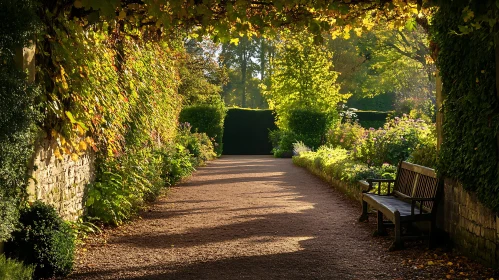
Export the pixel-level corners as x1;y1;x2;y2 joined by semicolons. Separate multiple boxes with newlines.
373;211;388;237
358;200;369;222
428;219;436;249
389;210;404;251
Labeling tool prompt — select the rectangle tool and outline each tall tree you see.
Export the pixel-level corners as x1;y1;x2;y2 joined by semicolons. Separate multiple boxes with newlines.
263;30;350;127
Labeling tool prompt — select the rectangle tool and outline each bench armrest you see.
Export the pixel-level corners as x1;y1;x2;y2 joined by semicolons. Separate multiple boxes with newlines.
410;198;435;215
360;179;396;195
367;179;396;183
358;180;371;192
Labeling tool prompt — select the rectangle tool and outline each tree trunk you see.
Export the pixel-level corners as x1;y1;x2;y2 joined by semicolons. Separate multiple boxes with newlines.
241;37;247;108
259;38;266;107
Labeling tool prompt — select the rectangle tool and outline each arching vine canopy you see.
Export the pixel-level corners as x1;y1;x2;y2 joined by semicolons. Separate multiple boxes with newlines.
68;0;432;41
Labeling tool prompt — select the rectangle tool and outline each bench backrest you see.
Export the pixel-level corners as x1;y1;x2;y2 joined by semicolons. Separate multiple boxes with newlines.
393;161;439;213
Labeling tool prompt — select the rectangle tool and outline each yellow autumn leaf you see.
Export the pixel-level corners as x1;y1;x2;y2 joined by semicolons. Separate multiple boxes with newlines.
54;148;63;160
71;153;79;161
78;141;87;151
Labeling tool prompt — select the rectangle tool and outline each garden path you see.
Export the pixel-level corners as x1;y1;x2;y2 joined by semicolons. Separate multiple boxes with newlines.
70;155;495;280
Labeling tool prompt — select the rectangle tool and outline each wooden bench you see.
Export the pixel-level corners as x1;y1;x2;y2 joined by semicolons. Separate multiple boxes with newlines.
358;161;441;250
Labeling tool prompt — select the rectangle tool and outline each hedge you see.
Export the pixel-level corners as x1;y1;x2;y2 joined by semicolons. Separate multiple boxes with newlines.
354;111;391;129
179;104;226;156
223;108;277;155
287;108;329;149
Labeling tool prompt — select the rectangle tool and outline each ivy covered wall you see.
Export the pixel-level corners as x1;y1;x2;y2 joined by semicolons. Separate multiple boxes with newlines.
433;2;499;212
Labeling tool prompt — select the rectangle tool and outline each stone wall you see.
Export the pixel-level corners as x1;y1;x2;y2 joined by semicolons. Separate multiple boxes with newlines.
28;138;95;221
442;179;498;267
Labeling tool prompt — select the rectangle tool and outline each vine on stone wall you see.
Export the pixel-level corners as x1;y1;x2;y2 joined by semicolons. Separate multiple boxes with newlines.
433;3;499;212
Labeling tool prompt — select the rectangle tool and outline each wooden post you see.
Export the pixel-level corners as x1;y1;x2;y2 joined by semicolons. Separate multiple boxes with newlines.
15;41;36;83
436;68;443;150
495;35;499;161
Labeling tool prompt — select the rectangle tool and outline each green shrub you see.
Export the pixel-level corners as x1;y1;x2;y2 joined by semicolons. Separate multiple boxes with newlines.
86;152;157;225
269;129;296;158
408;136;438;169
176;122;216;165
293;146;396;183
160;144;195;187
6;201;75;278
287;109;329;149
352;116;434;167
0;255;34;280
326;120;365;150
0;195;20;242
179;103;226;156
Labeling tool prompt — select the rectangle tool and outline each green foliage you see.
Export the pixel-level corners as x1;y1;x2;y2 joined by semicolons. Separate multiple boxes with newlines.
6;201;75;278
433;3;499;211
287;109;329;149
0;196;20;242
269;130;297;158
293;146;397;184
37;13;183;159
180;39;226;105
263;30;349;128
75;0;424;42
160;145;196;187
176;123;216;166
329;25;435;108
85;123;215;225
0;255;34;280
353;116;434;166
222;108;277;155
408;136;438;169
326;120;365;150
220;36;267;108
0;0;41;242
179;102;226;155
86;143;181;225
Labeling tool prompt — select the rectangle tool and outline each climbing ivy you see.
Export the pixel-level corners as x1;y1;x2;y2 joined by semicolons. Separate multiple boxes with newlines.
433;3;499;211
0;0;41;241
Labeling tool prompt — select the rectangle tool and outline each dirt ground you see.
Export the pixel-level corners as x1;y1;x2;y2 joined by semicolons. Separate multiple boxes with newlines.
69;155;497;280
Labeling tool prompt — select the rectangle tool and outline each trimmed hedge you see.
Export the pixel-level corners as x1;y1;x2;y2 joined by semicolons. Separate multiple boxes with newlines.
347;92;396;111
287;109;329;149
223;108;277;155
179;104;226;156
355;111;391;129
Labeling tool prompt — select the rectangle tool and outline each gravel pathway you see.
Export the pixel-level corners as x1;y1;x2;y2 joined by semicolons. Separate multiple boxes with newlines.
70;155;496;280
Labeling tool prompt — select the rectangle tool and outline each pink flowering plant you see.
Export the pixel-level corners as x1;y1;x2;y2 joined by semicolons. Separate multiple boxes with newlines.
352;115;434;167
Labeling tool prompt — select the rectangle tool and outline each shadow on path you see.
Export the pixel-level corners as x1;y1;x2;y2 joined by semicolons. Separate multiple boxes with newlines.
70;155;416;280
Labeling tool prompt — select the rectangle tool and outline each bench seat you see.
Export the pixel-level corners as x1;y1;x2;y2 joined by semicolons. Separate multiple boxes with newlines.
362;193;431;222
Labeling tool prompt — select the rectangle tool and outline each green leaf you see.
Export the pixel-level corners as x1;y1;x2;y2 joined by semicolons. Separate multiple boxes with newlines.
65;111;76;124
